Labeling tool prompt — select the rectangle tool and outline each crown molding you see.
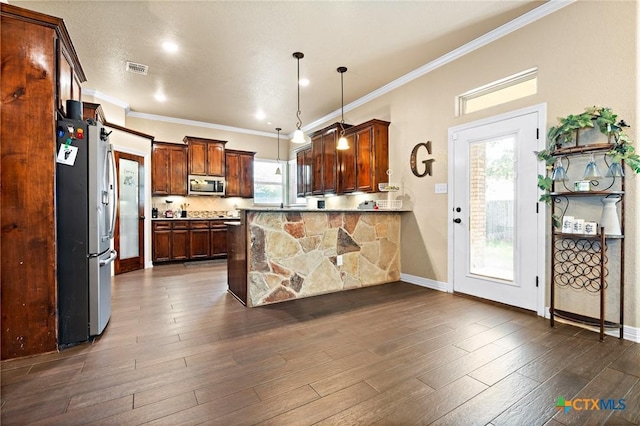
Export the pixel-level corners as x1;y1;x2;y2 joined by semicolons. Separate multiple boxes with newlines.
303;0;575;132
126;111;278;139
86;0;574;139
83;89;130;112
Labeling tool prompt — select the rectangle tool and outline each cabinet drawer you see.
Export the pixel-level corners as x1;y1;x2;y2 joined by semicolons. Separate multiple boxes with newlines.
210;220;227;229
172;220;189;230
153;221;172;231
190;220;210;229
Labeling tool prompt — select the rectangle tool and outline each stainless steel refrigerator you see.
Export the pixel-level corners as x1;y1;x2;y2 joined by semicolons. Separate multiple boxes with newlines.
56;118;117;346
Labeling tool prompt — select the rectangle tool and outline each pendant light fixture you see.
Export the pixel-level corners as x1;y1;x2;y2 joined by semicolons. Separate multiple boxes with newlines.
291;52;306;144
336;66;349;150
275;127;282;175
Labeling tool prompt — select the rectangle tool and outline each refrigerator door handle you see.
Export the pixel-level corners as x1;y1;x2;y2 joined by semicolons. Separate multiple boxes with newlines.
99;250;118;266
107;144;118;239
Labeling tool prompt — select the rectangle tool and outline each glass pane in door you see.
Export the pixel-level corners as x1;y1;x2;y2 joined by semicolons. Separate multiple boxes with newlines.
119;158;139;259
468;136;515;282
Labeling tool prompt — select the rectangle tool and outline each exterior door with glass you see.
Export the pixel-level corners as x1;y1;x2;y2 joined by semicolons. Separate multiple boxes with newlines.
114;151;145;274
450;109;541;311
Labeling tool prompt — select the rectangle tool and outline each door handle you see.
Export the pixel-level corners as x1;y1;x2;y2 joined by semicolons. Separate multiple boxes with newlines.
140;216;145;220
453;218;462;223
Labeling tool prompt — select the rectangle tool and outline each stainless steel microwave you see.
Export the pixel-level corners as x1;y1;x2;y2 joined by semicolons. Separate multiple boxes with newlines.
188;175;225;196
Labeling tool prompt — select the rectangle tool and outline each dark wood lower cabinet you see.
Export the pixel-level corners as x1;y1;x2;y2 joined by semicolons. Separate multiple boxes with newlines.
152;227;172;262
171;229;189;261
210;224;227;257
189;221;210;259
152;219;238;263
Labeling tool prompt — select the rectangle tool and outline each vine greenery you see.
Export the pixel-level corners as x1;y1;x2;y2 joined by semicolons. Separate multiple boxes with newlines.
536;106;638;205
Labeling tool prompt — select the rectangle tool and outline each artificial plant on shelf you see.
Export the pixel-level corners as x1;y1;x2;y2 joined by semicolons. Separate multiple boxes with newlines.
536;106;639;207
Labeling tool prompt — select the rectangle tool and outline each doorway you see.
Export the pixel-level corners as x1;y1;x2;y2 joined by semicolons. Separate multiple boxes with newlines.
114;151;145;274
448;105;546;313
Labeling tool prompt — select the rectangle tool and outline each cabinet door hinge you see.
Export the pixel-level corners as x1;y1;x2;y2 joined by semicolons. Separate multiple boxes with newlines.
536;276;539;287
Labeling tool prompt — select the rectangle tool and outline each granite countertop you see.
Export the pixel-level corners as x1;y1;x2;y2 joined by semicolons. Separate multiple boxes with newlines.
151;216;240;221
237;207;412;212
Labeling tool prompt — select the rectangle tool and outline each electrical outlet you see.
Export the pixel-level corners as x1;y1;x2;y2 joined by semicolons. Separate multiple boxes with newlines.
337;255;343;266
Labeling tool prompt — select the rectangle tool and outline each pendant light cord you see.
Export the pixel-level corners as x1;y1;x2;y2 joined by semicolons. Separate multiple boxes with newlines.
276;128;281;161
295;53;303;130
337;66;348;136
341;71;345;125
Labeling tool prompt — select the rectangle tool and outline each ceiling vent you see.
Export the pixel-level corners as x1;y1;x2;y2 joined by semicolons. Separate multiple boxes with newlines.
125;61;149;75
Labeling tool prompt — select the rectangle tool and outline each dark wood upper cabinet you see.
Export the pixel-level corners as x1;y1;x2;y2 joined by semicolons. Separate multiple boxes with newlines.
303;148;313;196
340;119;390;194
355;126;374;192
184;136;226;176
152;142;188;196
296;147;313;197
82;102;106;123
311;133;324;195
322;129;338;194
338;133;358;194
225;149;255;198
309;123;345;195
1;3;86;360
297;120;388;197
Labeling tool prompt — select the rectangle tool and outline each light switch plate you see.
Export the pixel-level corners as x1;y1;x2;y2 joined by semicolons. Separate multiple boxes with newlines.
435;183;448;194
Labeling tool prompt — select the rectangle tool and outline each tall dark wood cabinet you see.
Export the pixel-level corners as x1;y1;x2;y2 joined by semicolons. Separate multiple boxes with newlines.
152;142;188;196
225;149;255;198
1;4;86;360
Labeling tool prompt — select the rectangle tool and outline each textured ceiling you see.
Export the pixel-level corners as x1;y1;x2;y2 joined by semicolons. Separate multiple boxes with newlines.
13;1;544;136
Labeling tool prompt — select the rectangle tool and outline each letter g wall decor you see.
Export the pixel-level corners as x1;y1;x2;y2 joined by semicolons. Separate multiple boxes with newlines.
410;141;435;177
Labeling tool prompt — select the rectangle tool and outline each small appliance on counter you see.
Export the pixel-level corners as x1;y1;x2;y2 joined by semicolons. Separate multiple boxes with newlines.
164;200;174;217
152;206;158;218
357;200;377;210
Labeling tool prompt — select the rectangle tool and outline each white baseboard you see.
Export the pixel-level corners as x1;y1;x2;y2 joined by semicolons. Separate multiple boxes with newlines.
543;307;640;343
400;273;449;292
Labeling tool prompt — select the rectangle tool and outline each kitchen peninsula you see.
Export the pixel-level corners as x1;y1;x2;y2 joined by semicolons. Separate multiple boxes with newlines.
226;207;409;306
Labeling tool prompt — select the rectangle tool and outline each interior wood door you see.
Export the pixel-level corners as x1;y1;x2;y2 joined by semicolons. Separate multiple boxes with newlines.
114;151;145;274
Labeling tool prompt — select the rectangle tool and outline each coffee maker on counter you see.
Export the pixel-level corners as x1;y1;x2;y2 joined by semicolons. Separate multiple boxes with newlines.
164;200;174;218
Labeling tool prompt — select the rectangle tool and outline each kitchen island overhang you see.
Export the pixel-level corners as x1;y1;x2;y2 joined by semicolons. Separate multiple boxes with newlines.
227;208;410;307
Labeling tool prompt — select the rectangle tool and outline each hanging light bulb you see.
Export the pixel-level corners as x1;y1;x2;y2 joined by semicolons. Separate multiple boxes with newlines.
336;66;349;150
291;52;306;144
275;127;282;175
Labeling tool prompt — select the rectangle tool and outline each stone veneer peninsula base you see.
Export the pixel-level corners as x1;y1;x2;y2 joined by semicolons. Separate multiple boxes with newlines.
226;209;405;307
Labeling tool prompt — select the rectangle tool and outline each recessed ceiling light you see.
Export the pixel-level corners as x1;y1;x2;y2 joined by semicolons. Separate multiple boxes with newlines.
162;41;178;53
299;78;310;87
155;92;166;102
255;111;266;120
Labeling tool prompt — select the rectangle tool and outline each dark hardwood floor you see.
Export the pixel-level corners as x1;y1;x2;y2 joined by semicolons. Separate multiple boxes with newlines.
1;262;639;425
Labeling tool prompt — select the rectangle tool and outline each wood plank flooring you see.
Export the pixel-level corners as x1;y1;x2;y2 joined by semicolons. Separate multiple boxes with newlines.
1;262;639;425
